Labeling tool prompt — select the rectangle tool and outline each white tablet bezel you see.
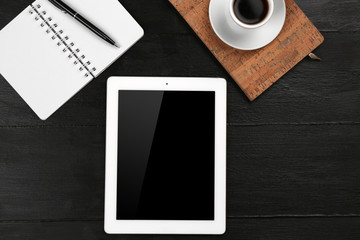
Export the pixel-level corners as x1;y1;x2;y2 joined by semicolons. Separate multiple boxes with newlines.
105;77;227;234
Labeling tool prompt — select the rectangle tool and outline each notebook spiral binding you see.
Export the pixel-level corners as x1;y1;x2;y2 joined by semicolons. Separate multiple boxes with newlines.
29;3;96;78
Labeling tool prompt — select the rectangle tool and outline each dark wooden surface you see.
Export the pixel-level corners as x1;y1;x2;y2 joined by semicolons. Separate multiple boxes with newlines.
0;0;359;239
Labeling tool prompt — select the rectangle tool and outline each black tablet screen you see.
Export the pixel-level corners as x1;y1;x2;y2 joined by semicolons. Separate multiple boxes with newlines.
116;91;215;220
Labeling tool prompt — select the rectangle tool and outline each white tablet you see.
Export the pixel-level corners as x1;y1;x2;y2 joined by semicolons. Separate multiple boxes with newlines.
105;77;226;234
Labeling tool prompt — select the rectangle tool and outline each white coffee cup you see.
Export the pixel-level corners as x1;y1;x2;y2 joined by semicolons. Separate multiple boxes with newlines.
228;0;274;29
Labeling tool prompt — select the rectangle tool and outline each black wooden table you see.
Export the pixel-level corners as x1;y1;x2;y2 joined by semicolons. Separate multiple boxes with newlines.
0;0;359;239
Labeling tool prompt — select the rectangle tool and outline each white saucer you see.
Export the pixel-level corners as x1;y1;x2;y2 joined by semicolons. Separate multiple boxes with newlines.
209;0;286;50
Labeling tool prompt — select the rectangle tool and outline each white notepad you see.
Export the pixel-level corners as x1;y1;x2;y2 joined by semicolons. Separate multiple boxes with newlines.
0;0;143;120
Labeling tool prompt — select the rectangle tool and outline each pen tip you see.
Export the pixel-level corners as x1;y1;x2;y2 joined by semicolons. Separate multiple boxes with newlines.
115;43;120;48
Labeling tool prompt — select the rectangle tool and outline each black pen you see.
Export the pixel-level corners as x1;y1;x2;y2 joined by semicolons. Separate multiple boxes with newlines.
48;0;120;48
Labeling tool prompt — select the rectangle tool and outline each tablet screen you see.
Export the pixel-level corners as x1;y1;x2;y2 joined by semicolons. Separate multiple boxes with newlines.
116;91;215;220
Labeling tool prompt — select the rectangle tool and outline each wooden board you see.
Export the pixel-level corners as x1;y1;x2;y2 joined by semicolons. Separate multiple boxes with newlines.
168;0;324;101
0;124;359;220
1;218;360;240
1;0;360;239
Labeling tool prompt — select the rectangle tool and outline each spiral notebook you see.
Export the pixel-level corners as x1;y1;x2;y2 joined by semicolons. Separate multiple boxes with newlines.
0;0;143;120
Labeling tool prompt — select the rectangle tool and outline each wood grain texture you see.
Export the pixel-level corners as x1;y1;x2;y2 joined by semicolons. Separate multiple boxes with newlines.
2;0;359;34
0;125;358;220
0;0;359;239
168;0;324;100
0;32;358;126
1;218;360;240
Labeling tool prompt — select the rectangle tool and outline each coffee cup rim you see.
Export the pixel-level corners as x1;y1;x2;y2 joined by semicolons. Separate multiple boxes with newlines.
229;0;274;29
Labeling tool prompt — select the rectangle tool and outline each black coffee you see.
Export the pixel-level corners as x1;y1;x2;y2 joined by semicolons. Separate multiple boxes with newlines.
233;0;269;25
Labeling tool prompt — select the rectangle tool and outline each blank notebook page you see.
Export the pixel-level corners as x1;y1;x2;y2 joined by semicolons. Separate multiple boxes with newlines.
0;0;143;120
